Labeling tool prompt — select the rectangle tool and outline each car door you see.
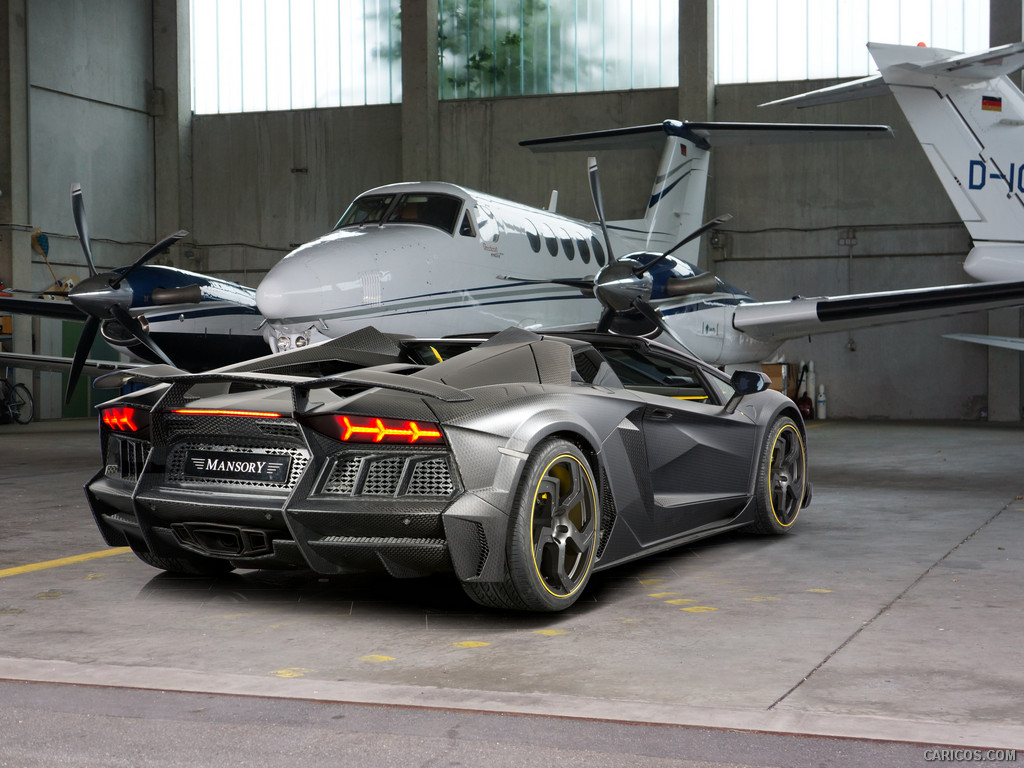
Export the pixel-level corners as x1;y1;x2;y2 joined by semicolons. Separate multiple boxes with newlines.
594;343;758;545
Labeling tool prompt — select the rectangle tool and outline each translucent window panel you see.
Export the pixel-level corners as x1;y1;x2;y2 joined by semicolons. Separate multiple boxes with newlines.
191;0;401;114
438;0;679;100
716;0;990;84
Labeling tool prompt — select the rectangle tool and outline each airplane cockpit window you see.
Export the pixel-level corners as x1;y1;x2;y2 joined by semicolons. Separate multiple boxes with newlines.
459;212;475;237
595;346;716;403
387;193;463;234
334;194;396;229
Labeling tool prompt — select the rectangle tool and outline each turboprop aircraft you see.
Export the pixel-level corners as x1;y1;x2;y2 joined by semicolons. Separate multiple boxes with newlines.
0;184;267;400
760;40;1024;352
256;118;1024;366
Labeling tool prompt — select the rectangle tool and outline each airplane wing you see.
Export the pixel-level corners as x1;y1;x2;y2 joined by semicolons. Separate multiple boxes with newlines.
0;293;86;321
521;119;893;152
0;351;132;378
730;281;1024;341
943;333;1024;352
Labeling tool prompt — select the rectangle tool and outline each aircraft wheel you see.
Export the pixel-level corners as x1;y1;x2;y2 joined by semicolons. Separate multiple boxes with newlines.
750;416;807;535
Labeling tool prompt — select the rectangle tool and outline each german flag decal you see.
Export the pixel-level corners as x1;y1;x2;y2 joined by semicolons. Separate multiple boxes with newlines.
982;95;1002;111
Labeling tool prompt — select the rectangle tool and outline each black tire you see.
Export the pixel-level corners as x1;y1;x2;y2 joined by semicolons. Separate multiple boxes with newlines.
132;547;235;576
749;416;807;535
11;383;33;424
464;438;599;612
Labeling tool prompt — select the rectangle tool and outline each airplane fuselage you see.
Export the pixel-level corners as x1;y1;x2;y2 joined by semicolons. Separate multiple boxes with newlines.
256;182;771;365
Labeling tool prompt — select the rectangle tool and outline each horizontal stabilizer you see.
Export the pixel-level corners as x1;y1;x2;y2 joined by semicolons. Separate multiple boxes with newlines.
759;75;889;109
913;40;1024;79
733;281;1024;341
943;333;1024;352
522;119;892;152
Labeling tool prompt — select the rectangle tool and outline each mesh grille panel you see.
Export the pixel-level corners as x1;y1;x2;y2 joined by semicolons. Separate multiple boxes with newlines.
318;453;455;498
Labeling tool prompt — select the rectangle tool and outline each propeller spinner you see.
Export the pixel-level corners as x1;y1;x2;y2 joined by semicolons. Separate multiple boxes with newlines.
63;184;192;403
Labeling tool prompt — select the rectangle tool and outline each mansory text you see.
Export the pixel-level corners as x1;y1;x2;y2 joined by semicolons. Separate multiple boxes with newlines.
86;327;811;611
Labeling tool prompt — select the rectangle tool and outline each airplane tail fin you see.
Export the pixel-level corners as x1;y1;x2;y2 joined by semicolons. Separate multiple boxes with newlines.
522;120;891;262
763;41;1024;281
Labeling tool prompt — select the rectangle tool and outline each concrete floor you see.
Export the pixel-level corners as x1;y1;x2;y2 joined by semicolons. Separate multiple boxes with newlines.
1;419;1022;756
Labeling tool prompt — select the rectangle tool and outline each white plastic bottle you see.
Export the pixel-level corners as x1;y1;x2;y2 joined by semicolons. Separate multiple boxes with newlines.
815;384;827;420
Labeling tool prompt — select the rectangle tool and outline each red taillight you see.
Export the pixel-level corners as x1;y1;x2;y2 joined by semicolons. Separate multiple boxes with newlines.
304;414;444;445
172;409;282;418
102;407;139;432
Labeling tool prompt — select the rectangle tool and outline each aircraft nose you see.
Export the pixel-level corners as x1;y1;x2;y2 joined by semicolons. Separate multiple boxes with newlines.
256;254;326;321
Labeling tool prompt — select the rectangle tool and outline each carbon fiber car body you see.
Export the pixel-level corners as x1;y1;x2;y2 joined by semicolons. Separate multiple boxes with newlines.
85;326;810;609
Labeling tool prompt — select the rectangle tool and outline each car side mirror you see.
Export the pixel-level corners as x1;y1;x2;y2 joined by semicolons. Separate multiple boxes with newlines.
724;369;771;413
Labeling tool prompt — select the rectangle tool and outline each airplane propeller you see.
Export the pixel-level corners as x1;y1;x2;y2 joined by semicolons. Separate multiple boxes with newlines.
62;184;193;403
500;158;730;355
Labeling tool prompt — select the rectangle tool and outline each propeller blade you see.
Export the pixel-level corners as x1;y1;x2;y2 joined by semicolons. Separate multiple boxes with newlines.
66;315;100;403
634;214;733;276
588;157;616;263
110;304;175;366
111;230;189;288
70;184;98;277
630;298;700;358
151;285;203;305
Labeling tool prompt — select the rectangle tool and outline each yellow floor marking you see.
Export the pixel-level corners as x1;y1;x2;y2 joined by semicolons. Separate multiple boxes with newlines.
807;588;833;593
805;423;828;429
744;596;780;602
648;592;680;598
533;629;567;636
0;608;24;615
83;573;107;581
681;606;718;613
664;598;697;605
360;654;395;663
0;547;131;579
270;668;312;678
34;590;65;600
452;640;490;648
638;578;665;585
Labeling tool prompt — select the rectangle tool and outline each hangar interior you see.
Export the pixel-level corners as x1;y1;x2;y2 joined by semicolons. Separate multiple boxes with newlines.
1;0;1022;423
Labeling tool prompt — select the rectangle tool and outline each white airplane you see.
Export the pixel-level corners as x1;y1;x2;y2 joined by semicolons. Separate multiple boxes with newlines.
255;118;1024;366
761;40;1024;352
0;185;267;400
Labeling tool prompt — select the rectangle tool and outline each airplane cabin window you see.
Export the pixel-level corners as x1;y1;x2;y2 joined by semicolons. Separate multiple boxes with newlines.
525;221;542;253
335;194;396;229
590;236;606;266
541;224;558;256
387;194;462;234
476;204;500;242
559;230;575;260
576;237;590;264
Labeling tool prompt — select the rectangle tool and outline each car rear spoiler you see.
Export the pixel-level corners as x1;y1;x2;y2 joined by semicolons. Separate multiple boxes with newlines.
94;362;474;410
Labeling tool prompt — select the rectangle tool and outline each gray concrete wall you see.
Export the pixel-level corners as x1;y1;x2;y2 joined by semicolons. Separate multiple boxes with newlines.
10;0;157;418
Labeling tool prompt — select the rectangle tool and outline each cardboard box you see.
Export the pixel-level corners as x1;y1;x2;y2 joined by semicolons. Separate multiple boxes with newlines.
762;363;795;399
0;315;12;335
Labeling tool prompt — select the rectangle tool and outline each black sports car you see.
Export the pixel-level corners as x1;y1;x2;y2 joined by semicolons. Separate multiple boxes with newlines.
86;327;811;612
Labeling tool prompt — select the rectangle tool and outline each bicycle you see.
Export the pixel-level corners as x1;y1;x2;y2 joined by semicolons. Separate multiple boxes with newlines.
0;373;33;425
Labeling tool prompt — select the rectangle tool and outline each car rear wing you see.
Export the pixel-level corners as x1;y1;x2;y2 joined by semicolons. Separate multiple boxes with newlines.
94;362;474;412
